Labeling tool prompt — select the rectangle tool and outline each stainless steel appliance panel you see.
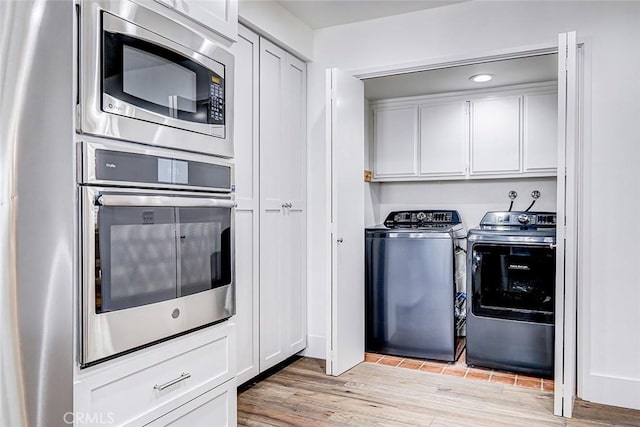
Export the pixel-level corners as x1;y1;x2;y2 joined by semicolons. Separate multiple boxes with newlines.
1;1;75;425
466;314;554;376
79;0;234;157
366;230;457;361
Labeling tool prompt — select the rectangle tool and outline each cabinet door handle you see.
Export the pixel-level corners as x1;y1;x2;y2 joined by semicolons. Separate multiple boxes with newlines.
337;237;344;243
154;372;191;391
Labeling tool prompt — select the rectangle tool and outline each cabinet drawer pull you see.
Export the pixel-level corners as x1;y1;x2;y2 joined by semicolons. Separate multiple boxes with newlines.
154;372;191;391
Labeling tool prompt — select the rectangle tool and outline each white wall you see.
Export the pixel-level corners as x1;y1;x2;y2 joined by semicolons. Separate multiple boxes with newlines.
238;0;314;60
307;0;640;410
378;178;557;232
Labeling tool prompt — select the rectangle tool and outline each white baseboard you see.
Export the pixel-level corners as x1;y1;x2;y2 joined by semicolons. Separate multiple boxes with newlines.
301;335;326;359
580;373;640;411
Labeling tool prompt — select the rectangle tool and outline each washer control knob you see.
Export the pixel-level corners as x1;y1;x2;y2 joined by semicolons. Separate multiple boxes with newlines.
518;214;530;224
416;212;427;221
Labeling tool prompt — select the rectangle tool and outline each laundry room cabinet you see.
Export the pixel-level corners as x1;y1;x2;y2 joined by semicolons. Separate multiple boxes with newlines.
469;96;521;175
419;101;468;176
373;106;418;177
371;84;557;181
523;92;558;172
232;27;307;385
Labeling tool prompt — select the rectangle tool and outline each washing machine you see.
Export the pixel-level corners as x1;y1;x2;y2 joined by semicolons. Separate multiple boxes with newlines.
365;210;466;362
466;211;556;378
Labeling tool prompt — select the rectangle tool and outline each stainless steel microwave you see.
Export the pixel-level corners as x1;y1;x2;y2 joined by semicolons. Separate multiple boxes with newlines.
78;139;235;366
78;0;234;158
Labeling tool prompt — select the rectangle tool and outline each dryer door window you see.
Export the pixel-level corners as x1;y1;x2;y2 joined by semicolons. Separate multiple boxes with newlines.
471;244;555;324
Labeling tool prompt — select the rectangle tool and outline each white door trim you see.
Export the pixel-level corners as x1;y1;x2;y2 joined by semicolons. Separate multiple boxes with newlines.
348;42;559;79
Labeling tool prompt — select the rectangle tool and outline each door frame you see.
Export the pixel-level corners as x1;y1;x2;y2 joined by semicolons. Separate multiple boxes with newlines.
327;39;587;417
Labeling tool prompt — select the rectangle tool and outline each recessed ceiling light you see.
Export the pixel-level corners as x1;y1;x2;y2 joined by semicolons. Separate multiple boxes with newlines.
469;74;494;83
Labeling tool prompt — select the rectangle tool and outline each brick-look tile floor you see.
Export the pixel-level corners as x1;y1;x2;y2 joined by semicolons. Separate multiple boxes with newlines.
364;350;553;392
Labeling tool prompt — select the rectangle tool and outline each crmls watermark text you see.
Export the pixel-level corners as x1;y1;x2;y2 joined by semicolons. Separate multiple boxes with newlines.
63;412;115;425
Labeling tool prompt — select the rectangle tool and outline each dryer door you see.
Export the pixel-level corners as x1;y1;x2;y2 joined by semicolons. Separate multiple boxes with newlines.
470;243;555;324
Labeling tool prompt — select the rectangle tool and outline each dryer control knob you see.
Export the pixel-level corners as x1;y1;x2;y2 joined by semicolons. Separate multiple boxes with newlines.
416;212;427;221
518;214;530;224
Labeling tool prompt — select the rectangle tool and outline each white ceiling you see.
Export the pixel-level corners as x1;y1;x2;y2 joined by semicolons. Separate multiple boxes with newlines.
364;54;559;100
276;0;467;30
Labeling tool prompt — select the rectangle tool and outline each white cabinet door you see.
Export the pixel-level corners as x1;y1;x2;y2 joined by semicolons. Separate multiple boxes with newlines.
145;379;237;426
281;54;307;358
419;101;467;176
470;96;521;174
259;38;287;372
230;27;259;386
258;38;307;373
154;0;238;42
373;106;418;177
524;92;558;172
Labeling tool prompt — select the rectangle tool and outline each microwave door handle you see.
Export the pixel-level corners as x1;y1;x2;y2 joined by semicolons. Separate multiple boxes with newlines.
95;195;235;209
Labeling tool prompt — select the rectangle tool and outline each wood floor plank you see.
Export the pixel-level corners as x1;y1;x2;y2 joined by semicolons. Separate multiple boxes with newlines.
238;357;637;427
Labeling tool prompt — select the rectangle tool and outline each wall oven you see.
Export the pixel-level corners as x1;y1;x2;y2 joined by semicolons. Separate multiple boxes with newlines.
79;0;234;157
78;139;235;366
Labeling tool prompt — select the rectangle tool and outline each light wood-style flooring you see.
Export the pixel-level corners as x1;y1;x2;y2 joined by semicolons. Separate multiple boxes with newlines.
238;357;640;427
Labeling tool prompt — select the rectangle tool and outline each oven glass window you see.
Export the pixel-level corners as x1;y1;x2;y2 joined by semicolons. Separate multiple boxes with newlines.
96;206;178;312
96;203;232;313
177;207;231;297
471;244;555;323
103;30;225;126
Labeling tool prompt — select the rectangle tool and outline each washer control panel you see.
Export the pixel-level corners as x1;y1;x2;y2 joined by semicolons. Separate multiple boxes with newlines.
384;210;461;228
480;211;556;229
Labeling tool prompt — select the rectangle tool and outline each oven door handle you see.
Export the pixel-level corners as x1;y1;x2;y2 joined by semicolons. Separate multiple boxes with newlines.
95;194;236;209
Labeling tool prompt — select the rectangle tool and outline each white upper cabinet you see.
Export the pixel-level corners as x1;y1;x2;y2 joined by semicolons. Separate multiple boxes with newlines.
470;96;521;175
523;92;558;172
154;0;238;42
373;106;418;178
419;101;467;176
370;85;557;181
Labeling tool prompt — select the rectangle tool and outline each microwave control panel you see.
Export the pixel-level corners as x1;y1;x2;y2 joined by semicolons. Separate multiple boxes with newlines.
209;74;224;125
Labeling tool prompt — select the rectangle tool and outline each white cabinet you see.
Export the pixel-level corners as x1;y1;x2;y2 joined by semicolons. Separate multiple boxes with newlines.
524;92;558;172
470;96;521;175
370;85;557;181
233;26;307;384
145;379;237;426
73;322;236;426
231;27;260;386
373;106;418;177
153;0;238;42
419;101;467;176
259;37;307;373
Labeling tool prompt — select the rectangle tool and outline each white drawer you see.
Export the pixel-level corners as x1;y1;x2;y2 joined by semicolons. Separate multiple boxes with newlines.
74;322;236;426
144;379;237;426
